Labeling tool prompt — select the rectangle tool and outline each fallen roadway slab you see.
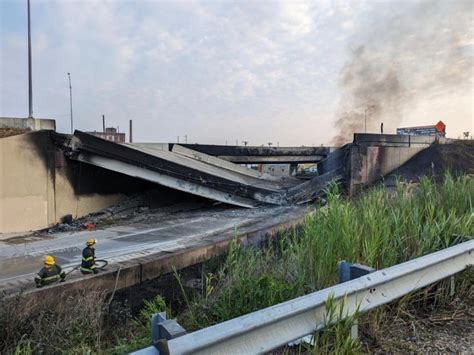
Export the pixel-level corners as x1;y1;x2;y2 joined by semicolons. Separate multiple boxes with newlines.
167;143;332;164
0;204;309;298
170;144;280;181
62;131;300;208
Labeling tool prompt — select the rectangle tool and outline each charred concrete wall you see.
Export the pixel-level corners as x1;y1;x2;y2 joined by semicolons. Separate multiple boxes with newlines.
347;134;448;194
0;131;170;233
348;144;426;194
317;134;441;195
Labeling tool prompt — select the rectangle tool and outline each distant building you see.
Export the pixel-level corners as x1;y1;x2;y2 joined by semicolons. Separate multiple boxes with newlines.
397;121;446;137
87;127;125;143
260;164;291;176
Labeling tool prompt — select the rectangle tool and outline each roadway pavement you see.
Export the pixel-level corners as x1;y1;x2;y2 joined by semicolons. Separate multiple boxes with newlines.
0;204;307;293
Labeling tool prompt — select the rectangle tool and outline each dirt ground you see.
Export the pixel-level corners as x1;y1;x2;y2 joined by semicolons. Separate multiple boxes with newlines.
361;295;474;353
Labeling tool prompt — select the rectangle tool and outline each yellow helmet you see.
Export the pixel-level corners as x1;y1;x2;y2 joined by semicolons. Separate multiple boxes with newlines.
44;255;55;266
86;238;96;246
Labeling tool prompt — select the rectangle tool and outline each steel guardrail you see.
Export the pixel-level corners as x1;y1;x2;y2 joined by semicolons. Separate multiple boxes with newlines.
133;239;473;355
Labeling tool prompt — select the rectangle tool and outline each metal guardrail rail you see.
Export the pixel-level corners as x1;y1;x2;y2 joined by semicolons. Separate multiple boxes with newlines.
132;240;473;355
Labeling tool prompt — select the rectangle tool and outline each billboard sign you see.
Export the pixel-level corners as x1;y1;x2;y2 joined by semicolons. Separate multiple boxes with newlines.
397;121;446;137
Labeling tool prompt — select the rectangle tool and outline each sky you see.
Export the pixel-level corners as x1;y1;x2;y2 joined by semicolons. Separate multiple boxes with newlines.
0;0;473;145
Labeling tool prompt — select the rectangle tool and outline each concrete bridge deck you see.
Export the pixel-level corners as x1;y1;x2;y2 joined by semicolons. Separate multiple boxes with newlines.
0;204;308;296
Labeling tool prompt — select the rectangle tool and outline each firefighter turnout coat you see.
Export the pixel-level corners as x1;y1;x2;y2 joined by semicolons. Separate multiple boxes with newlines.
35;265;66;287
81;246;97;274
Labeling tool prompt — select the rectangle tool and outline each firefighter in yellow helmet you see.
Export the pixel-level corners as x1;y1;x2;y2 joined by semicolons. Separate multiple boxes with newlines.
34;255;66;288
81;238;99;274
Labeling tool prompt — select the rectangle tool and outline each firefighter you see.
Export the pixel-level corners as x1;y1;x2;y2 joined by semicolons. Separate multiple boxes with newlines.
34;255;66;287
81;238;99;274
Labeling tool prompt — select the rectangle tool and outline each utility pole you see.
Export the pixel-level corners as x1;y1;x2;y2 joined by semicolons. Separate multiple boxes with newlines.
68;73;73;133
102;115;106;132
129;119;133;142
27;0;33;118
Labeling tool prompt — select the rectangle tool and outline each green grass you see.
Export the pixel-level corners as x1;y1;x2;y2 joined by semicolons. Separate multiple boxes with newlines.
105;295;169;355
298;174;472;289
175;173;473;350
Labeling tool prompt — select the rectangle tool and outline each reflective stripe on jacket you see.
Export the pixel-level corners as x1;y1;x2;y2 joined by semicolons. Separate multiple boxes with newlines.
81;246;96;270
35;264;66;285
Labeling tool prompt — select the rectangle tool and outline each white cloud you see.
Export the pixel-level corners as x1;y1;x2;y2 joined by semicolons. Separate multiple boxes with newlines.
0;0;471;144
279;1;314;36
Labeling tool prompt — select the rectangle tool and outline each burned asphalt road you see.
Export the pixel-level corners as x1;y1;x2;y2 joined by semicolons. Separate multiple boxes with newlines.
0;205;307;293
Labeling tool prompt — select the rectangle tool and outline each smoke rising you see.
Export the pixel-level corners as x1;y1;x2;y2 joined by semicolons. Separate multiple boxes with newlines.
332;0;473;145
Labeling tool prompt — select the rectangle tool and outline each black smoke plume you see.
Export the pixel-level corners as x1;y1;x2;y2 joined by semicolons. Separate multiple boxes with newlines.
332;0;473;145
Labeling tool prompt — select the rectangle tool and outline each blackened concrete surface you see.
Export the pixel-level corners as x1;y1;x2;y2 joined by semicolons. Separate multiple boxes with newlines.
0;204;308;297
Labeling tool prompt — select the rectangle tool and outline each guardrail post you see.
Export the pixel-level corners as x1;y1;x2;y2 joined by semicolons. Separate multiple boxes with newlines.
151;312;167;344
351;321;359;340
338;261;376;284
150;312;187;355
338;261;376;339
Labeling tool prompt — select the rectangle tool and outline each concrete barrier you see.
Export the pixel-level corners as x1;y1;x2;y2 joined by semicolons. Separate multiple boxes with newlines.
0;117;56;131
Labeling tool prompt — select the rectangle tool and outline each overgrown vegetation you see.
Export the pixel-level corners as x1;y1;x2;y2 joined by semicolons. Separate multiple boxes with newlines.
1;174;472;354
310;295;361;355
0;291;169;354
1;290;109;354
178;174;473;333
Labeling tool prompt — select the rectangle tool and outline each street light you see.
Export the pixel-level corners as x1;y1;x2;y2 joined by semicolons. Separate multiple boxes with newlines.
364;105;375;133
68;73;73;134
27;0;33;118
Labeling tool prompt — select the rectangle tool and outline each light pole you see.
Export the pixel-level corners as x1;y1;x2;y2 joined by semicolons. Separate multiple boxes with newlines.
27;0;33;118
364;105;375;133
67;73;73;133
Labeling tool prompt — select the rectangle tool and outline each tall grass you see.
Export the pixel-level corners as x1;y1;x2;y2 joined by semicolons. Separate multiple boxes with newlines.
298;174;472;289
178;174;473;335
0;290;109;354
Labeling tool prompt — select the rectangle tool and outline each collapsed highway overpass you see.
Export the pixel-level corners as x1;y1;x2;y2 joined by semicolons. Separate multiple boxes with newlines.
0;129;334;233
1;127;471;301
1;129;456;234
61;130;337;208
